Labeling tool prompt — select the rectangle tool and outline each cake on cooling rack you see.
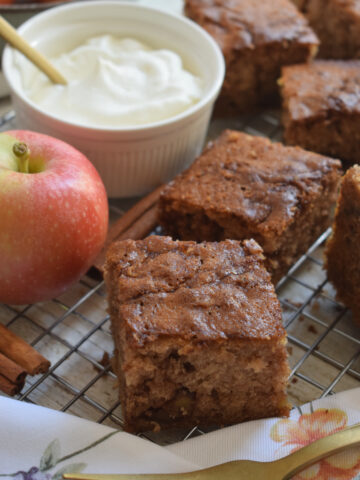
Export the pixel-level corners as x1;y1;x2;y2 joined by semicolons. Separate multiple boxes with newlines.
326;165;360;324
159;130;342;284
104;235;290;433
185;0;318;113
293;0;360;59
280;61;360;166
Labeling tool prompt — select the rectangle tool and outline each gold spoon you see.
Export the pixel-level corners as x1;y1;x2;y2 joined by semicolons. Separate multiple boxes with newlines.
0;15;67;85
63;422;360;480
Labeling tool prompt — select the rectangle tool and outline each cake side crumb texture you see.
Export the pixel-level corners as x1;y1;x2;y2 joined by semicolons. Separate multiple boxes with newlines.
325;165;360;323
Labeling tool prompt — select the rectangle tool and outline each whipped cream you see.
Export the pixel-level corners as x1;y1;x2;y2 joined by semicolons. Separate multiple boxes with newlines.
19;36;203;128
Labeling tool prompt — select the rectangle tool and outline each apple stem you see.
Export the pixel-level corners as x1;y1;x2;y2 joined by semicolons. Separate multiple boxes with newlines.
13;142;30;174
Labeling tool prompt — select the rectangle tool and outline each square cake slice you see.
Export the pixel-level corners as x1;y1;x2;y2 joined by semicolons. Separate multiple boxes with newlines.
294;0;360;59
104;236;290;433
185;0;318;113
326;166;360;324
159;131;342;284
281;61;360;166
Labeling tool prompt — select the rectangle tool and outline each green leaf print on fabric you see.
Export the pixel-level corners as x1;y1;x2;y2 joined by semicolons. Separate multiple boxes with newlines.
1;431;119;479
40;440;61;471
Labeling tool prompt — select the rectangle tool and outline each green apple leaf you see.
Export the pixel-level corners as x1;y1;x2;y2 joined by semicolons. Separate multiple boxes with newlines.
0;133;18;171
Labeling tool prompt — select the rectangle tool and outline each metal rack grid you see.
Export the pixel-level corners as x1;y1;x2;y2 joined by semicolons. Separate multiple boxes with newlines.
1;109;359;445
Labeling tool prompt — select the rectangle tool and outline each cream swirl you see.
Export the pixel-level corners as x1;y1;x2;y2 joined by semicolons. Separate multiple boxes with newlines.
20;35;203;128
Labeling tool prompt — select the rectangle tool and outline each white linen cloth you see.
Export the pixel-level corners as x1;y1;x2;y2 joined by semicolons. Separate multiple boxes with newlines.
1;389;360;480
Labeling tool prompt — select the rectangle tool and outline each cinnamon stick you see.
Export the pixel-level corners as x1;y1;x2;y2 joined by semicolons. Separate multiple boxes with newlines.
0;352;26;384
0;324;50;375
94;185;163;271
0;374;23;396
117;204;159;242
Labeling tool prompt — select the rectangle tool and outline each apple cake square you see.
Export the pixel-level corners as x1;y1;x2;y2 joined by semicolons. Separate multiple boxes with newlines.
104;235;290;432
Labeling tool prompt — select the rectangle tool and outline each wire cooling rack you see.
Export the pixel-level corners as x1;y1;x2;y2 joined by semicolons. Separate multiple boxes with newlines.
1;108;359;445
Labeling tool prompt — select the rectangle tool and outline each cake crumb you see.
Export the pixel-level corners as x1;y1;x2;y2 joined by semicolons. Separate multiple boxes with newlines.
312;301;320;311
94;351;113;374
308;325;318;334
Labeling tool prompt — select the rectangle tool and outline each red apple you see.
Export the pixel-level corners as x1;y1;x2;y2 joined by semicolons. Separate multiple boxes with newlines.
0;130;108;305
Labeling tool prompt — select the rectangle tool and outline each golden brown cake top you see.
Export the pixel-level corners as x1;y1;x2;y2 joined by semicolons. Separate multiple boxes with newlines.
281;61;360;120
161;130;341;237
185;0;318;54
105;236;285;345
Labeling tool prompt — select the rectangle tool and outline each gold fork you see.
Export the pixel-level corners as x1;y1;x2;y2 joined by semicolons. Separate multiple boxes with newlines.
64;423;360;480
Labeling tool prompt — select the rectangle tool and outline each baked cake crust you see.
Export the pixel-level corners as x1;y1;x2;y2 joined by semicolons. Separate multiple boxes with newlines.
105;236;290;432
294;0;360;59
185;0;318;113
281;61;360;166
325;165;360;323
159;130;342;284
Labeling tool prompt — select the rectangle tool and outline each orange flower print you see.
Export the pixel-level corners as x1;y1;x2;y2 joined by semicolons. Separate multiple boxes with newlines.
270;408;360;480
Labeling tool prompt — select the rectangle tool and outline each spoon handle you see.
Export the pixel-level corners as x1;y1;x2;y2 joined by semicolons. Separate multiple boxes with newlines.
278;423;360;479
0;15;67;85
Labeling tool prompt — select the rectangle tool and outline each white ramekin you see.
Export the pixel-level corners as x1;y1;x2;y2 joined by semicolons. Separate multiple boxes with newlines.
2;1;225;198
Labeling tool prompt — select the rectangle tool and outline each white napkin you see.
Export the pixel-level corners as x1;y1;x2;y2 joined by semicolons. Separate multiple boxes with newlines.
0;397;198;477
1;389;360;480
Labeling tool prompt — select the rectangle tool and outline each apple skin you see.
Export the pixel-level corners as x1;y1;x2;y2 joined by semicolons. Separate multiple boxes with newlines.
0;130;108;305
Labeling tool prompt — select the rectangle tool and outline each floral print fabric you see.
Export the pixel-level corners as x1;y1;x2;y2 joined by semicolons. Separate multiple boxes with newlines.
1;390;360;479
271;408;360;479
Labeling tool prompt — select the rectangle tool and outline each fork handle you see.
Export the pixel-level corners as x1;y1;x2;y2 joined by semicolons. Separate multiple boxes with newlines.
277;423;360;480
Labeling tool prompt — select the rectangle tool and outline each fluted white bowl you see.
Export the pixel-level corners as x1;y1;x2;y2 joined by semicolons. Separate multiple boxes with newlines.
2;1;225;197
